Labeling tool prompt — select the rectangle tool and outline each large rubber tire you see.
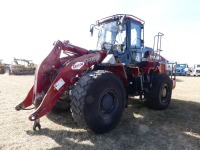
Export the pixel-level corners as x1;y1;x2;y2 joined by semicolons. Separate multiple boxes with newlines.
51;91;70;113
70;70;126;134
145;73;172;110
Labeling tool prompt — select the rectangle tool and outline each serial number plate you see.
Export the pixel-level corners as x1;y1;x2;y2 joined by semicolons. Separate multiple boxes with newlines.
54;78;65;90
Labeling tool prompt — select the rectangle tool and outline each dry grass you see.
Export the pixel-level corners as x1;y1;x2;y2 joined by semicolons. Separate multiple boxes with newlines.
0;74;200;150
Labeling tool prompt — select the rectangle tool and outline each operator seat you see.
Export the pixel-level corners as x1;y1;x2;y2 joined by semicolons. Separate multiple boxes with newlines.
141;47;154;66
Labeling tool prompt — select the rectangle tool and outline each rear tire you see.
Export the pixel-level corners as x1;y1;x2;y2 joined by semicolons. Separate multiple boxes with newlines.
70;70;126;134
145;73;172;110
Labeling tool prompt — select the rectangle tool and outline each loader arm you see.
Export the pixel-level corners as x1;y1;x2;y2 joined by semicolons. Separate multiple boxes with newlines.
15;40;81;110
15;40;107;122
30;52;106;121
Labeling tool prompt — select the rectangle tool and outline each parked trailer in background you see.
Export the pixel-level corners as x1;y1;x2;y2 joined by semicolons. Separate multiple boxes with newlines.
166;62;176;76
191;64;200;76
9;58;36;75
0;60;6;74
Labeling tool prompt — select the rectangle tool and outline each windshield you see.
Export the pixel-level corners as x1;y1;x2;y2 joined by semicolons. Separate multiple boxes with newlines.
93;20;126;50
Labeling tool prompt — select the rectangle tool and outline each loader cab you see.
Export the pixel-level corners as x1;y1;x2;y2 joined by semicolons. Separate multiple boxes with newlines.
91;14;144;66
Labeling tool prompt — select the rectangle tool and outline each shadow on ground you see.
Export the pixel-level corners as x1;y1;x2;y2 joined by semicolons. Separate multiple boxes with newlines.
27;98;200;150
176;78;184;82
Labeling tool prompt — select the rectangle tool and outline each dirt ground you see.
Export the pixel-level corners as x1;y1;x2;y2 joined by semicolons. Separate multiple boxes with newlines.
0;74;200;150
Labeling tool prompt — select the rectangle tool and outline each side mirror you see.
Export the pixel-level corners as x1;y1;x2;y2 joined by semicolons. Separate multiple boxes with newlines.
90;25;94;37
119;15;125;31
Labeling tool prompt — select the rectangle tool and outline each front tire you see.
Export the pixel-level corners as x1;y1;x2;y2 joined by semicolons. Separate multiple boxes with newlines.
145;73;172;110
70;70;126;134
51;91;70;113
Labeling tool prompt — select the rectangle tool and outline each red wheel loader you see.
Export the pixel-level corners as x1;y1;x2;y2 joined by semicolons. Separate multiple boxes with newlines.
15;14;176;134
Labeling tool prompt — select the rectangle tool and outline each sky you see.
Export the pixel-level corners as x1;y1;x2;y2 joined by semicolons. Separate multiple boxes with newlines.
0;0;200;67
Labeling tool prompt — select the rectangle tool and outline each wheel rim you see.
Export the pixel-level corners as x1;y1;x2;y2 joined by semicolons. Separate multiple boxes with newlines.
99;89;117;116
160;83;168;103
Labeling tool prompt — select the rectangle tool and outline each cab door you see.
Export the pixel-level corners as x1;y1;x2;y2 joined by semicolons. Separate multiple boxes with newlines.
128;19;144;64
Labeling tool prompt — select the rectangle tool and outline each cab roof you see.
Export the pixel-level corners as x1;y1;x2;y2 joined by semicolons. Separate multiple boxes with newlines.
96;14;145;25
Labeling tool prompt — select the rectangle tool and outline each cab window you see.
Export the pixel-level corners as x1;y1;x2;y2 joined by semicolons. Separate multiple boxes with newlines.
130;21;142;49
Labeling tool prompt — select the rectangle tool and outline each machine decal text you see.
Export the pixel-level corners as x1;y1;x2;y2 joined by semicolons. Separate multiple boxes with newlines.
84;54;100;65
